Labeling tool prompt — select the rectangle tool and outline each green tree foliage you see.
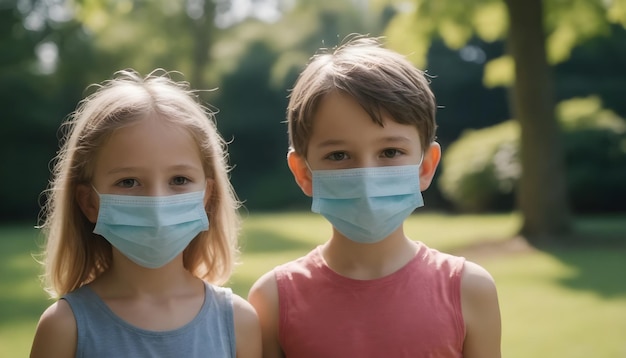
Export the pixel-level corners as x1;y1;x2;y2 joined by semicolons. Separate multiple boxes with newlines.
382;0;626;242
383;0;625;80
0;1;102;221
69;0;216;85
209;38;298;210
555;24;626;116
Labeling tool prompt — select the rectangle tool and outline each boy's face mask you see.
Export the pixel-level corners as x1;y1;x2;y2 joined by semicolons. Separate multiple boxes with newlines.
92;190;209;268
310;164;423;244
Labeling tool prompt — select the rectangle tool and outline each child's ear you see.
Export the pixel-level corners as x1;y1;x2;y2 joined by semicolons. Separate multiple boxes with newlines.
419;142;441;191
76;184;99;223
287;151;313;197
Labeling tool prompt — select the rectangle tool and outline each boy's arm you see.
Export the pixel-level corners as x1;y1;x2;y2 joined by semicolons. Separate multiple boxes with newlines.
460;261;502;358
30;300;77;358
232;294;262;358
248;271;285;358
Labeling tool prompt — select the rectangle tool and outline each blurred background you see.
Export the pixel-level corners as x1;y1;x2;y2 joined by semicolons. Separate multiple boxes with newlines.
1;1;626;356
1;0;625;226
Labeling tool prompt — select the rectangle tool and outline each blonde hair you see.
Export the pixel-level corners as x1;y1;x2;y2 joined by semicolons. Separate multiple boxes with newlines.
39;69;241;298
288;35;437;157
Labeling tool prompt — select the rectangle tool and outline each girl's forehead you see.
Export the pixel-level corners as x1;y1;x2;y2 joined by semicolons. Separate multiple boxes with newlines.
93;118;205;177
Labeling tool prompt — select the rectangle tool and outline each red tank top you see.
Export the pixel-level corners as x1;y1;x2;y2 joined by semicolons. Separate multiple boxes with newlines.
275;243;466;358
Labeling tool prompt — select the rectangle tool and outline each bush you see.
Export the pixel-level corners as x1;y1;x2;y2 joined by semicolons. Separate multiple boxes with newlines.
439;96;626;213
438;120;519;212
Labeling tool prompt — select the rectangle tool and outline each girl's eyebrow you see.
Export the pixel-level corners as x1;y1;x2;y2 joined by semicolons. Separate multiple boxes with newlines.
105;163;203;175
169;164;204;171
105;166;138;175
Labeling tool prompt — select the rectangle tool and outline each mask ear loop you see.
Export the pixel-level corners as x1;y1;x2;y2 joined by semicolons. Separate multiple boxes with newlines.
304;160;313;174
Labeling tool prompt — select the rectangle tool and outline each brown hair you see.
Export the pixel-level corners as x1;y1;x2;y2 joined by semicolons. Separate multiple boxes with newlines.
287;35;437;157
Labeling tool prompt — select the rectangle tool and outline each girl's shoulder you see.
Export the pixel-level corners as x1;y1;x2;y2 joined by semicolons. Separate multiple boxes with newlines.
30;299;77;358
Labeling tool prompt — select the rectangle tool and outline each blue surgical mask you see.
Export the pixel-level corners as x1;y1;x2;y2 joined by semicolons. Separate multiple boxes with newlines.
311;165;423;244
93;190;209;268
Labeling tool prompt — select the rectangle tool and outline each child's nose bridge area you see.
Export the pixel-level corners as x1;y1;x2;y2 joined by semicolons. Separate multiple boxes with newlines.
142;180;173;197
356;158;377;168
354;153;385;168
146;187;167;197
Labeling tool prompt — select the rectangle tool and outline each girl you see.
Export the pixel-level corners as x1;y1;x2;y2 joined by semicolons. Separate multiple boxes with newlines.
30;70;261;358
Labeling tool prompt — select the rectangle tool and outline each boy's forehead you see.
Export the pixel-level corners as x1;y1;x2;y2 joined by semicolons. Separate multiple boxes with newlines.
307;92;421;148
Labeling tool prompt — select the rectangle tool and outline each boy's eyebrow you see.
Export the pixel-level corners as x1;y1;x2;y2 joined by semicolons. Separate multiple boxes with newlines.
380;136;413;144
314;136;414;149
314;139;346;149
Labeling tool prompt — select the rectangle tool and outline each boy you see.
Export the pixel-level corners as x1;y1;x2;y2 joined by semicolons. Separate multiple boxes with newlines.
248;36;501;358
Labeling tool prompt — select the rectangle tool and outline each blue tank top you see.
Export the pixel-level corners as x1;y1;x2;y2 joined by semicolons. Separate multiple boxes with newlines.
62;281;236;358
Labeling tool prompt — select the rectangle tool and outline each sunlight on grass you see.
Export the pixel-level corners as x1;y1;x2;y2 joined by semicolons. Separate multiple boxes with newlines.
0;322;41;358
239;212;330;247
404;212;521;252
483;252;626;358
239;211;522;254
0;224;49;358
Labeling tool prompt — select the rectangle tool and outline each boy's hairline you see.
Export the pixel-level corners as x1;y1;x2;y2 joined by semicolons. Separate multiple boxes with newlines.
289;87;436;158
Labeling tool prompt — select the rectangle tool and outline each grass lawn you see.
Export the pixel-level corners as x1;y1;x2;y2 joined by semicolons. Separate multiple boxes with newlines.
1;212;625;357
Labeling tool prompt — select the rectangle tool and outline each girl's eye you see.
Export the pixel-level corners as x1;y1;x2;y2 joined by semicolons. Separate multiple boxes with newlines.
116;178;138;188
382;149;402;158
171;176;190;185
326;152;348;161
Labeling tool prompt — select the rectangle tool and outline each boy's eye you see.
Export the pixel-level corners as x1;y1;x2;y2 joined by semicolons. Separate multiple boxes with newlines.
382;149;402;158
326;152;348;161
171;176;190;185
116;178;139;188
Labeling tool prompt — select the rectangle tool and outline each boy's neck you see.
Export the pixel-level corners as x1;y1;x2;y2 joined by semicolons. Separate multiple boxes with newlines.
321;230;419;280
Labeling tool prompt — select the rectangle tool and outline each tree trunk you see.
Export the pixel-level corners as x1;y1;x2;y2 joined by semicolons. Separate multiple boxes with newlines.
504;0;572;243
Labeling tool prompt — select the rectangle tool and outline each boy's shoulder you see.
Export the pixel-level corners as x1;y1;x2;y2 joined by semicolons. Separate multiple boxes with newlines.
460;260;498;297
248;247;319;295
274;246;322;272
413;241;467;268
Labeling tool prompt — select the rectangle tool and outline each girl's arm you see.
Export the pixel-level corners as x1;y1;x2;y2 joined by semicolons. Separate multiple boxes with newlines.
233;294;262;358
30;300;77;358
461;261;502;358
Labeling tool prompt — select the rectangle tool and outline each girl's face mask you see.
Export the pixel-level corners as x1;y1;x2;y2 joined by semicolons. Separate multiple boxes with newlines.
93;189;209;268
